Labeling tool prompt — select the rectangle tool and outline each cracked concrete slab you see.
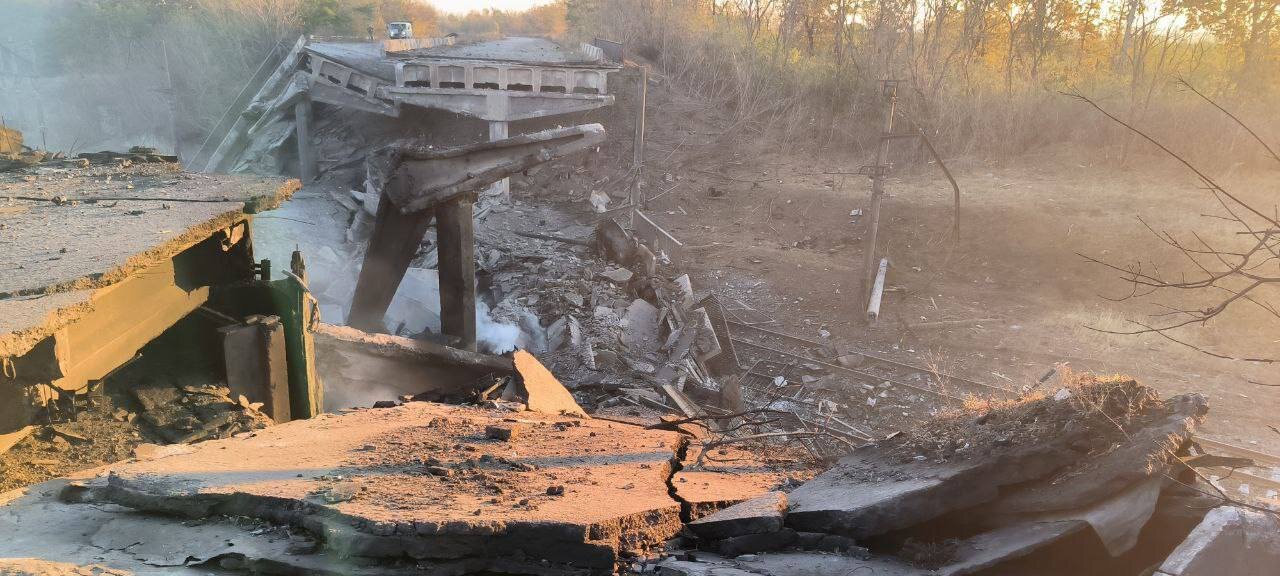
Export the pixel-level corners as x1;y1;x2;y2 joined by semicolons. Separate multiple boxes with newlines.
688;492;786;540
673;444;811;520
82;402;686;573
0;478;405;575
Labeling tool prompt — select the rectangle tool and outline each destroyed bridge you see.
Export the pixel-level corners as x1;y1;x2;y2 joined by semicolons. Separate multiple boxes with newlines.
0;33;1274;576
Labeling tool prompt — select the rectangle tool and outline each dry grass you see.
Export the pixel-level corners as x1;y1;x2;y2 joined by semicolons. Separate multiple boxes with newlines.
891;371;1160;464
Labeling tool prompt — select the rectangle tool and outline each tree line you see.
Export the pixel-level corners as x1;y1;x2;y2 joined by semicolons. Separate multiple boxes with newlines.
565;0;1279;162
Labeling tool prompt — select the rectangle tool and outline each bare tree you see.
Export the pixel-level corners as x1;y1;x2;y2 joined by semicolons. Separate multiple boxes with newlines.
1070;83;1280;363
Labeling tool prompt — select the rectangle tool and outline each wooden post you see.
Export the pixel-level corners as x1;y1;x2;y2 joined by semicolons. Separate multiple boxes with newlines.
271;274;324;419
861;81;896;313
866;258;889;323
436;196;477;351
294;97;316;182
348;178;434;332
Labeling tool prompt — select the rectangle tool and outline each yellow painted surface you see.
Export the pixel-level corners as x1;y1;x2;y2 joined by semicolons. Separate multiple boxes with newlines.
0;127;21;154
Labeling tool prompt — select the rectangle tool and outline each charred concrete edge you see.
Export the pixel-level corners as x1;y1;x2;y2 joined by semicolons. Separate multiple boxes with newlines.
0;178;301;359
96;462;684;573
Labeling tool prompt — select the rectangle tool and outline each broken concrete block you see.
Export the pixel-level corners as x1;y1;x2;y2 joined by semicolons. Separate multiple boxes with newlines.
689;491;787;540
599;266;634;283
621;299;661;355
509;350;588;417
688;307;722;362
485;424;521;441
717;528;797;557
672;274;694;309
1156;506;1280;576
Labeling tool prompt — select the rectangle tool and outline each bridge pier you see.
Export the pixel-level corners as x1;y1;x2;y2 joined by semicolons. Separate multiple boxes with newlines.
487;121;510;202
347;125;605;353
436;196;477;351
294;98;316;182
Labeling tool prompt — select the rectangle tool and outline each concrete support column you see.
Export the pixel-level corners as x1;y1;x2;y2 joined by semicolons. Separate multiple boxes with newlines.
487;120;510;201
348;178;434;332
436;196;477;351
294;98;316;182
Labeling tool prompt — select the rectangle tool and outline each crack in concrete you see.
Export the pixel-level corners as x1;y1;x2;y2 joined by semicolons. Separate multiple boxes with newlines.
665;435;694;523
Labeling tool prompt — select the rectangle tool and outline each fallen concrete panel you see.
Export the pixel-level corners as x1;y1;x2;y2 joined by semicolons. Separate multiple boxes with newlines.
313;322;509;410
787;390;1206;540
785;440;1081;539
1155;505;1280;576
511;350;588;417
89;403;678;573
935;519;1087;576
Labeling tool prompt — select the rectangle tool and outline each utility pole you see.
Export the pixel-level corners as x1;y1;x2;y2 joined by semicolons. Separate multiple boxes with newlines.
629;64;648;226
860;80;897;317
162;41;181;162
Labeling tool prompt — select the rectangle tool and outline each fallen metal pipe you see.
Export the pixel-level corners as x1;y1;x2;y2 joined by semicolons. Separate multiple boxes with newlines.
867;258;889;322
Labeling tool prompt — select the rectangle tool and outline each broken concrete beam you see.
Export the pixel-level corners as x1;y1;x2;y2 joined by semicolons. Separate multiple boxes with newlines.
378;124;607;213
314;323;512;372
785;439;1081;539
688;491;787;540
507;350;588;417
1155;506;1280;576
313;322;511;411
88;402;683;573
0;425;33;455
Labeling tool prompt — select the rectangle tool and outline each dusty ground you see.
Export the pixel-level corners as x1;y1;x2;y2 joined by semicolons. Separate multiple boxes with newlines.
0;391;144;493
515;75;1280;454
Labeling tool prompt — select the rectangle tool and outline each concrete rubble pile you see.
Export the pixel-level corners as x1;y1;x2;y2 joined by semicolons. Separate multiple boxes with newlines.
2;367;1270;576
654;379;1278;576
1;139;177;173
